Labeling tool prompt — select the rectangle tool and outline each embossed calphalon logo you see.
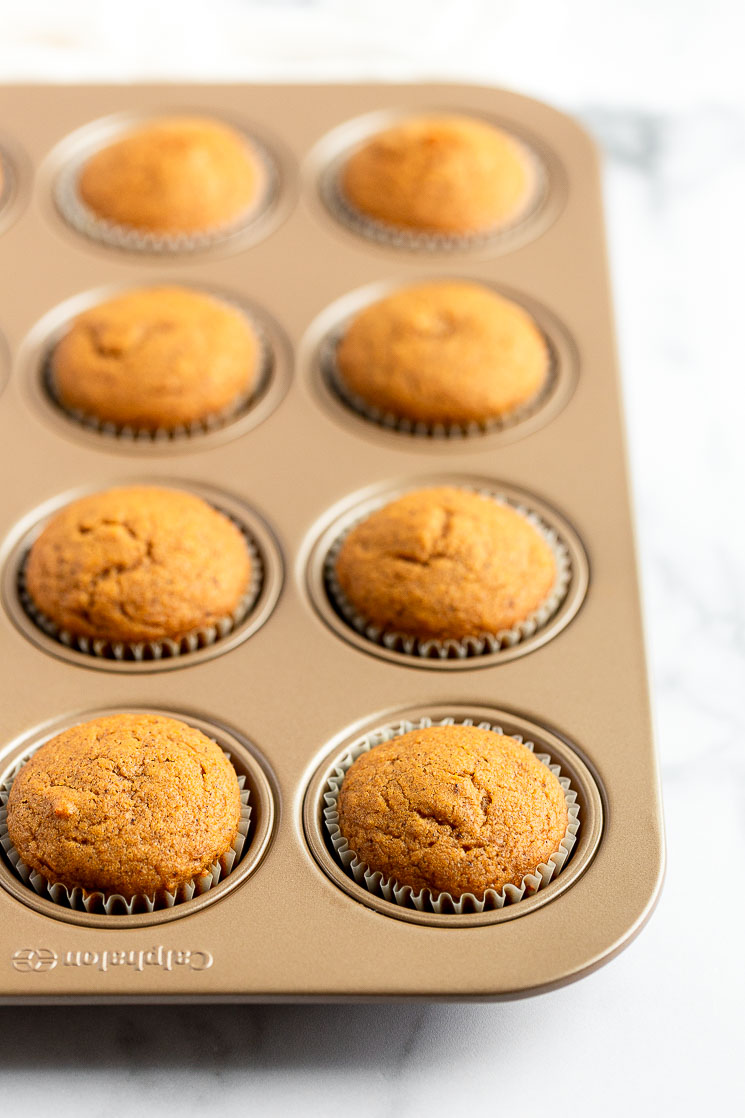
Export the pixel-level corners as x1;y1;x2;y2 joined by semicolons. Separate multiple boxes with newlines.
12;948;58;973
10;944;213;975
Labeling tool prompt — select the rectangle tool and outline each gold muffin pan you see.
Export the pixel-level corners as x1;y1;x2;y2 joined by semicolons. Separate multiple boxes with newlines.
0;83;663;1003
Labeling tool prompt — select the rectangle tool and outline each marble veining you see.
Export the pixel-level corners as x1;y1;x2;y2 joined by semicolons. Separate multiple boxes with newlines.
0;2;743;1115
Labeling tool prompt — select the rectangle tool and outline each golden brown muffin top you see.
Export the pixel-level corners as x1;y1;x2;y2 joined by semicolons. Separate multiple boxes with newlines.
78;116;262;234
25;486;252;645
336;281;549;426
7;713;241;899
52;286;259;431
337;724;568;898
341;114;534;235
334;486;556;642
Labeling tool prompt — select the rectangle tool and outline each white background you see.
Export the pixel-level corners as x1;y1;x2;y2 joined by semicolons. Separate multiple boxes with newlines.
1;2;743;1115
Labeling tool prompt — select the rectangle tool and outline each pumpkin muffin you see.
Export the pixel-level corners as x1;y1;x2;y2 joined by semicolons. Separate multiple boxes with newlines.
6;713;241;899
333;487;556;642
340;114;535;237
78;116;263;235
25;486;252;646
335;281;549;427
51;286;260;432
337;724;568;899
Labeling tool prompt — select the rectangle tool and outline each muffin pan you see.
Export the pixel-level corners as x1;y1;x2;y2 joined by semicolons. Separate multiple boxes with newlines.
0;83;663;1002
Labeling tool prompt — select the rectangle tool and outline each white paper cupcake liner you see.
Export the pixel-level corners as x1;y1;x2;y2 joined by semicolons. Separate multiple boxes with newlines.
0;748;251;915
55;130;277;255
324;489;572;660
42;300;274;443
321;136;545;253
320;326;556;439
323;716;580;914
18;515;263;662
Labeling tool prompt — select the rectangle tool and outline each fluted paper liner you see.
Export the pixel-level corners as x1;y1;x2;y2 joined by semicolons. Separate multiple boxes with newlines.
325;488;572;660
55;130;277;255
42;300;274;443
321;325;556;439
323;716;580;914
321;134;545;253
0;749;251;915
18;514;263;662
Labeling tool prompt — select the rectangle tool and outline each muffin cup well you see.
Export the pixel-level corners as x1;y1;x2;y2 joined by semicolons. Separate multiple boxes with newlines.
320;324;556;440
42;300;274;444
322;716;580;915
54;128;278;255
324;489;572;660
0;750;251;916
18;518;264;663
321;134;545;254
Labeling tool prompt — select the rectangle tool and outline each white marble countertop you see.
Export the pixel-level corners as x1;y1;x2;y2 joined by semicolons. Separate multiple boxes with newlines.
1;2;743;1114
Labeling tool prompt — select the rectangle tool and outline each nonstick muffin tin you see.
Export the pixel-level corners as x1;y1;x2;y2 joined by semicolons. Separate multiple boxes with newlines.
0;83;664;1003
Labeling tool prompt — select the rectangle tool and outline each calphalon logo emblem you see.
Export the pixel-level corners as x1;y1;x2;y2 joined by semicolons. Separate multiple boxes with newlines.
12;948;58;972
11;945;213;974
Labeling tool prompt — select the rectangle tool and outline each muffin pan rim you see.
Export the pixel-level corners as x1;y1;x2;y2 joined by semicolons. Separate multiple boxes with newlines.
38;106;298;259
17;281;294;456
307;105;568;257
0;705;277;929
302;275;579;451
302;702;604;928
0;81;662;1001
0;479;284;673
304;474;589;670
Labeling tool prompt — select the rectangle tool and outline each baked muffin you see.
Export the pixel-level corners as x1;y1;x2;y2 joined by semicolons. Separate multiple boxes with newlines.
337;724;568;898
334;487;556;642
78;116;263;235
25;486;252;646
51;286;260;431
6;713;241;899
335;281;549;426
340;114;535;236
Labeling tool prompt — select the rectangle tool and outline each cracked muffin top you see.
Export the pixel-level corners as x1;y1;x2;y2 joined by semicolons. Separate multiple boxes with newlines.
337;724;568;898
333;486;556;642
340;114;536;236
51;286;260;432
78;116;263;235
6;713;242;899
25;486;252;645
335;281;549;426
